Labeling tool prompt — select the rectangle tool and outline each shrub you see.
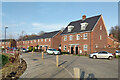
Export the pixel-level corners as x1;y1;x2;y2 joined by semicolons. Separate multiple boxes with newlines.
33;47;35;52
28;47;33;52
2;55;9;66
61;52;69;54
9;57;16;63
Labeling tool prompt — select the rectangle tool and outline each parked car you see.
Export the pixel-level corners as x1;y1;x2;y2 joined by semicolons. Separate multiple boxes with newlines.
20;48;27;53
46;49;60;55
89;51;113;60
114;50;120;57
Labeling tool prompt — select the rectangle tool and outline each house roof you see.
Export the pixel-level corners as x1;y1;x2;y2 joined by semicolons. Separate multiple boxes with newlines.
22;30;61;41
0;39;15;42
108;36;119;42
61;15;101;35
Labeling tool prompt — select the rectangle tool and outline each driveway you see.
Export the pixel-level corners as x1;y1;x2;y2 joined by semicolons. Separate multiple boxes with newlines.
20;52;118;79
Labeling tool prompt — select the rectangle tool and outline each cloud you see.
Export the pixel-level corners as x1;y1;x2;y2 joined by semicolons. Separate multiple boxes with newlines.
32;22;67;32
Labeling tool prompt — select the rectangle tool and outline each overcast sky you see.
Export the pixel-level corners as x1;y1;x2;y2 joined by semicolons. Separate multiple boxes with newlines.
1;2;118;39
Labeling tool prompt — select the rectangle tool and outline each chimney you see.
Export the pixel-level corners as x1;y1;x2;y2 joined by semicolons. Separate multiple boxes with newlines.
82;15;86;20
109;34;113;37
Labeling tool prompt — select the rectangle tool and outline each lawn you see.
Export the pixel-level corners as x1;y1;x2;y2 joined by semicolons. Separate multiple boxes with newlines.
0;54;10;67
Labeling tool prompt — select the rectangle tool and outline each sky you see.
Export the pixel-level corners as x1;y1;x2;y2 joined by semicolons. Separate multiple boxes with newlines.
1;2;118;39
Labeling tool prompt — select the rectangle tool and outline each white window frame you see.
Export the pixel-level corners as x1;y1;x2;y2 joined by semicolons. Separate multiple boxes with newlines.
38;39;40;42
45;39;46;42
41;39;43;42
83;33;87;39
64;45;67;50
77;34;80;40
100;25;102;30
69;35;73;41
83;44;88;51
31;41;32;43
100;35;102;40
49;38;51;41
64;36;67;41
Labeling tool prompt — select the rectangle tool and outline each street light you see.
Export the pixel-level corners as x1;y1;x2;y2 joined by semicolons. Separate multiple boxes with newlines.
4;26;8;49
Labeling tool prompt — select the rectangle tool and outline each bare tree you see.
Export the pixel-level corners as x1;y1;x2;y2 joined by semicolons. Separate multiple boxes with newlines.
38;31;44;35
109;25;120;41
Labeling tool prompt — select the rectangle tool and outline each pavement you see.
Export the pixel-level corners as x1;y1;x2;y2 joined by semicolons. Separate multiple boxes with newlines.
20;52;119;79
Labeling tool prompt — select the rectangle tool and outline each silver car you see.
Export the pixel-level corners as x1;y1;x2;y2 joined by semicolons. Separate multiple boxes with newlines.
89;51;113;60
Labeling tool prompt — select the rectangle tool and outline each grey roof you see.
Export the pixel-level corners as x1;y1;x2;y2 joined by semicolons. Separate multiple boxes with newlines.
0;39;15;42
22;30;60;41
61;15;101;35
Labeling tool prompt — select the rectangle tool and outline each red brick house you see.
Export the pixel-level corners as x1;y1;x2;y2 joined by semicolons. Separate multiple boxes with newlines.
108;34;119;48
61;15;108;54
17;30;62;51
0;39;16;48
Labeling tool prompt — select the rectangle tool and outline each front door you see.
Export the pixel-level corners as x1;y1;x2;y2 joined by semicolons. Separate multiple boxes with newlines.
71;47;74;54
75;47;78;54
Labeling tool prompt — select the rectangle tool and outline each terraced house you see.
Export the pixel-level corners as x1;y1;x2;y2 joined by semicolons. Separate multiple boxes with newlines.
61;15;108;55
17;30;62;51
0;39;16;48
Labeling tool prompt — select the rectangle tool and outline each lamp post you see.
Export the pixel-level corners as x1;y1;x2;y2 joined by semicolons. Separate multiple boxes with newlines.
4;26;8;49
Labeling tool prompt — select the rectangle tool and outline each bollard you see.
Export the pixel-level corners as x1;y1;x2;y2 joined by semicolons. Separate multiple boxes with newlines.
42;52;44;59
74;67;80;79
32;51;33;56
56;55;59;67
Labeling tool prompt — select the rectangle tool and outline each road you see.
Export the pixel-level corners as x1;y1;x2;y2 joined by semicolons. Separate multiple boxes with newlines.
20;52;118;79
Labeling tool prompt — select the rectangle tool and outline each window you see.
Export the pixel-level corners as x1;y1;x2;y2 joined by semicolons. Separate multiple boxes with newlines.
69;35;73;40
45;39;46;42
83;33;87;39
34;40;36;42
64;36;67;41
38;39;40;42
100;25;102;30
0;42;1;44
64;45;67;50
49;38;51;41
95;44;98;48
31;41;32;43
68;26;74;32
100;35;102;40
41;39;43;42
81;22;88;30
77;34;80;40
83;45;88;51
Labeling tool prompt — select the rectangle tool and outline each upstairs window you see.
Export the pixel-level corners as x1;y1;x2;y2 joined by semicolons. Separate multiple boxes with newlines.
83;33;87;39
68;26;74;32
45;39;46;42
100;35;102;40
76;34;80;40
41;39;43;42
49;38;51;41
100;25;102;30
64;36;67;41
38;39;40;42
69;35;73;40
81;22;88;30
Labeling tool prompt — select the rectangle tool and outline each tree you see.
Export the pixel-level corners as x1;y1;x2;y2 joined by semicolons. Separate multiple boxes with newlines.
109;26;120;41
38;31;44;35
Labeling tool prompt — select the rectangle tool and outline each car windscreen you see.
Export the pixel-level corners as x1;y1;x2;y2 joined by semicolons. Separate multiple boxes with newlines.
52;49;57;51
116;51;120;53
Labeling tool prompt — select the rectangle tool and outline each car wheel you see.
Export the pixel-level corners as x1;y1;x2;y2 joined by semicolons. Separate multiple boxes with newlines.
93;55;96;59
108;56;112;60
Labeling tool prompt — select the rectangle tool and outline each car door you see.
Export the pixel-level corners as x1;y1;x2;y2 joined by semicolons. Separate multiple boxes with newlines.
98;51;108;58
97;52;103;58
